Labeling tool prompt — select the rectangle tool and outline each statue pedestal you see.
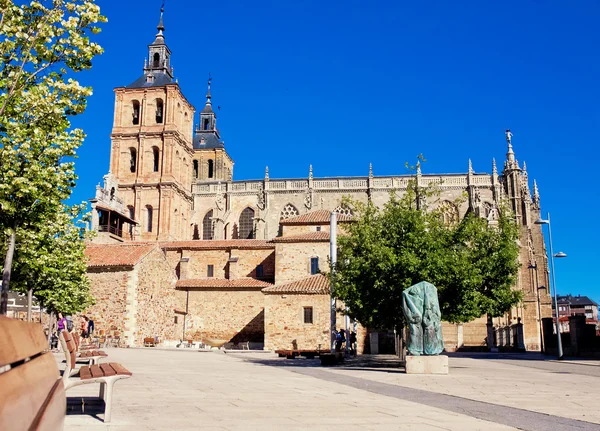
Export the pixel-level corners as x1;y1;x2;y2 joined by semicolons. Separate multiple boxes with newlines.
405;355;448;374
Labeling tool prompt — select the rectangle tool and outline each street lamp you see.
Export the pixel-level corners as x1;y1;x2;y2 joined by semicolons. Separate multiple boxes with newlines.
535;213;567;359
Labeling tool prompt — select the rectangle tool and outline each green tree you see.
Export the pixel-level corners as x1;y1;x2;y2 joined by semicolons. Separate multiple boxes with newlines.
0;0;106;314
332;170;521;332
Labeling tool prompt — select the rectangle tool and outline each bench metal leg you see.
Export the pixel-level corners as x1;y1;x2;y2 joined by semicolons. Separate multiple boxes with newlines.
103;379;116;423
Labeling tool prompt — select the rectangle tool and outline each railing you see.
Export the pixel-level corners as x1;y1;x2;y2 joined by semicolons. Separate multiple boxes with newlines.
98;224;134;240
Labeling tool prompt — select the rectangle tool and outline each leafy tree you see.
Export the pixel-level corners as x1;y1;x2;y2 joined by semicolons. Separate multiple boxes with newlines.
0;0;106;314
332;165;521;332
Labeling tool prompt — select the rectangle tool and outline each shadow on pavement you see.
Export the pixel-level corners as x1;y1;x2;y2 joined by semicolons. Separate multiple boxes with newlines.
66;396;104;422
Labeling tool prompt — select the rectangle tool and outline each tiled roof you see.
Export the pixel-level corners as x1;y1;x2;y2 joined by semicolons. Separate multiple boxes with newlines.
272;231;330;243
176;278;273;289
280;209;352;225
161;240;274;250
557;295;598;307
262;274;330;295
193;132;224;149
125;72;174;89
85;243;157;268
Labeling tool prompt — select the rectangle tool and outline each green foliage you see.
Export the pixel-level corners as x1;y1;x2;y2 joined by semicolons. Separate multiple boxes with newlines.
332;169;521;330
0;0;106;314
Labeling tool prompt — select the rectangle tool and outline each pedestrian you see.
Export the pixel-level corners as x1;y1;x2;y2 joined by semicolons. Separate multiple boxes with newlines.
335;328;346;352
87;316;95;337
349;331;357;355
80;316;88;339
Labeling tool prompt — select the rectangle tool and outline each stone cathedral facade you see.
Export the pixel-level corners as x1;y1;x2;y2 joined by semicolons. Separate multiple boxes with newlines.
87;12;551;351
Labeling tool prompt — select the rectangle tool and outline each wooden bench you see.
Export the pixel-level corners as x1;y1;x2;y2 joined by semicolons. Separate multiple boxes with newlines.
0;315;66;431
276;349;328;359
143;337;156;347
60;330;132;423
72;332;107;367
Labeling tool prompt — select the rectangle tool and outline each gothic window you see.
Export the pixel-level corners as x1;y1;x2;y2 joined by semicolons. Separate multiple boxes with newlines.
202;210;213;240
280;204;299;220
439;201;459;226
193;160;199;179
238;207;255;239
129;148;137;173
155;99;163;123
203;118;210;130
208;159;214;179
146;206;153;233
132;101;140;125
482;202;492;218
333;206;353;216
153;52;160;68
152;147;160;172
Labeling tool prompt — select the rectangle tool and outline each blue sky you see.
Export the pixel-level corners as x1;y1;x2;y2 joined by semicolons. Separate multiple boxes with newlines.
70;1;599;302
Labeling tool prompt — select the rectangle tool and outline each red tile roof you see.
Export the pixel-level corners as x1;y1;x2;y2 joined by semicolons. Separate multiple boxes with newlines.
161;240;274;250
85;243;157;268
176;278;273;289
262;274;330;295
272;231;330;243
280;210;353;225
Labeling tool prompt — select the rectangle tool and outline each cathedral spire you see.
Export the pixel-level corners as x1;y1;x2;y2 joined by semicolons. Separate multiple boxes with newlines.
157;4;165;34
202;76;213;113
492;158;498;176
533;179;540;205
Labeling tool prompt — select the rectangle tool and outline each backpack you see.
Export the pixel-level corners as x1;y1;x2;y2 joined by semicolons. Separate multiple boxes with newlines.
66;316;74;332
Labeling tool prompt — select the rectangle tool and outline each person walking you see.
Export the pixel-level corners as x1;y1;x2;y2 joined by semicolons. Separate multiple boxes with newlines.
80;316;88;339
335;328;346;352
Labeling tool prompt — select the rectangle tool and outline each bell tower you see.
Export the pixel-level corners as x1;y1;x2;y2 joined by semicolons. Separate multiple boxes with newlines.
107;7;195;241
192;79;234;183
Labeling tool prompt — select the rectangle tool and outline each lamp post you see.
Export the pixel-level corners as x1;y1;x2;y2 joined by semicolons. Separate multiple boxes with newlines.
535;213;567;360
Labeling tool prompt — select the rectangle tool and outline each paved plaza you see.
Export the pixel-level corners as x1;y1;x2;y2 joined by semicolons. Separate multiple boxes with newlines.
58;349;600;431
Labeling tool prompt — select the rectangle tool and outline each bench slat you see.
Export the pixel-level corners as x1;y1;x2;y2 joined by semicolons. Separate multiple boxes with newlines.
0;352;64;431
0;316;49;367
79;366;92;380
100;363;117;377
89;364;103;378
109;362;132;376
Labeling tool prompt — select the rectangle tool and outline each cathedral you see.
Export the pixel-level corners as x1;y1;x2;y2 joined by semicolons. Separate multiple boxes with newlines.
85;10;551;352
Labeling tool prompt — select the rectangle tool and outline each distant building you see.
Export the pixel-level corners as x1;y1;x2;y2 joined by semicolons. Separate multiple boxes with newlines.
553;294;598;332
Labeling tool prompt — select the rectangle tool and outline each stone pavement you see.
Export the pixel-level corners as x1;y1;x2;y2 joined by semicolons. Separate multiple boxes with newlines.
58;349;600;431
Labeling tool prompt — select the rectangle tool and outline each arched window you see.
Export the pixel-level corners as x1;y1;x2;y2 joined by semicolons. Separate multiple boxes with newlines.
152;147;160;172
202;210;213;240
208;159;214;179
439;201;459;226
155;99;163;123
129;148;137;173
153;52;160;68
280;204;299;220
238;207;255;239
193;160;199;179
203;118;210;130
132;100;140;125
146;206;153;233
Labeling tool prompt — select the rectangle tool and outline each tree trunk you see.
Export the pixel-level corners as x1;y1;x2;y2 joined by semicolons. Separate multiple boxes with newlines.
27;288;33;321
0;222;17;315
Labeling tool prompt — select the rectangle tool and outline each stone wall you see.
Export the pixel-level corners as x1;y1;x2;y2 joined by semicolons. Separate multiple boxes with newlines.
275;242;330;284
264;293;330;351
132;247;183;346
184;288;265;343
85;268;130;340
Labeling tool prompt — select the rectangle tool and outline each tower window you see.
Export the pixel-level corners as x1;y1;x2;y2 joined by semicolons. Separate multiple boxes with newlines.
156;99;163;123
129;148;137;173
153;147;160;172
238;208;255;239
153;52;160;68
310;257;319;275
207;264;214;278
132;101;140;125
193;160;199;179
202;210;213;240
146;206;153;233
203;118;210;130
208;159;214;179
256;265;264;278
